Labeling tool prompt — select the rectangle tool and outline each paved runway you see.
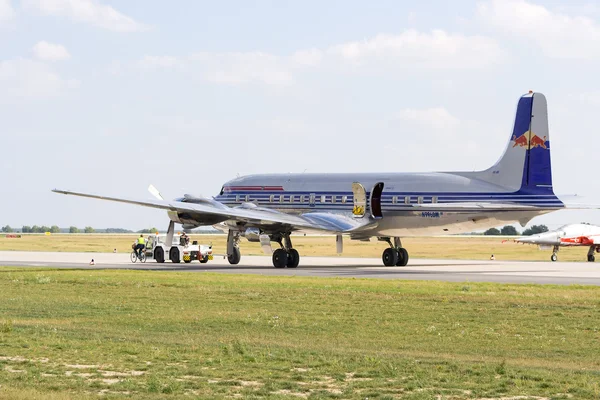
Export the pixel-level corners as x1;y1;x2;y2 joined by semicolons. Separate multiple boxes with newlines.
1;251;600;285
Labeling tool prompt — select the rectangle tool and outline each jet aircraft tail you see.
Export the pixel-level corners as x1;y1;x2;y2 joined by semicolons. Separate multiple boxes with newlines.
473;92;554;195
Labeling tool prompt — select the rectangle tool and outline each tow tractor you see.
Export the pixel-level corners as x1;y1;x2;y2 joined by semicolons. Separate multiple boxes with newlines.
144;231;213;264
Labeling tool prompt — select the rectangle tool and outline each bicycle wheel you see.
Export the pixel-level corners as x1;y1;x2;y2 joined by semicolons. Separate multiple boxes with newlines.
130;251;137;263
140;252;147;263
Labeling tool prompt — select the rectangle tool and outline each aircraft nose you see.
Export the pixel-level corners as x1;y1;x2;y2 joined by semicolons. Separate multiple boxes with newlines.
517;231;558;245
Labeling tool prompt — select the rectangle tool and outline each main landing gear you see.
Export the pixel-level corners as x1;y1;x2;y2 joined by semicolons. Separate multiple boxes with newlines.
551;245;599;262
226;230;300;268
272;233;299;268
587;246;596;262
380;237;409;267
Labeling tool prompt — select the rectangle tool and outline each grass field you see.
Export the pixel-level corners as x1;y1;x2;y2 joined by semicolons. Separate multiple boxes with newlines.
1;268;599;399
0;234;595;262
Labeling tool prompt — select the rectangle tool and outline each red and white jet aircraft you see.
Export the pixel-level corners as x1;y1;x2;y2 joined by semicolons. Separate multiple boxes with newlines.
516;223;600;262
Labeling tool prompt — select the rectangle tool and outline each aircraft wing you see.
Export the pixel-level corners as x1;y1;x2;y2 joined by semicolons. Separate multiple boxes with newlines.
52;189;376;233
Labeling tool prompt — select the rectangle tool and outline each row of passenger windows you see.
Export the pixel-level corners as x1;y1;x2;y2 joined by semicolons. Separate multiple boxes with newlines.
234;194;351;203
268;195;349;204
233;195;439;204
391;196;438;204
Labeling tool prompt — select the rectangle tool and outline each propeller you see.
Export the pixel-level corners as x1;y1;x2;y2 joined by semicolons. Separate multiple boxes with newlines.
148;184;164;201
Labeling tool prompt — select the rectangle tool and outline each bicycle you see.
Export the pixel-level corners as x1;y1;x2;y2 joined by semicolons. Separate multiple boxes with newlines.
130;249;147;263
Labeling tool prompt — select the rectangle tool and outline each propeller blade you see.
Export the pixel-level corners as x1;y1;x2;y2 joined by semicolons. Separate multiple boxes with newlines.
148;184;164;201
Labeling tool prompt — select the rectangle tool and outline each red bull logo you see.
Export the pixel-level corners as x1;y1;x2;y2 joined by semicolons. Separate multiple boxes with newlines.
511;131;548;150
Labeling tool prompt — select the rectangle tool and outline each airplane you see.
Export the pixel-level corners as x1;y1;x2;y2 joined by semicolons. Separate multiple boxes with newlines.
54;91;567;268
515;223;600;262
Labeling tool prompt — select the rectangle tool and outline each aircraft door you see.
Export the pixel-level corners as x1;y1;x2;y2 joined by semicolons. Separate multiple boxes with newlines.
370;182;384;219
352;182;366;218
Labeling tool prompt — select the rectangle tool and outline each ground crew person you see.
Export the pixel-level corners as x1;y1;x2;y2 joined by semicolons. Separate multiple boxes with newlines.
134;234;145;258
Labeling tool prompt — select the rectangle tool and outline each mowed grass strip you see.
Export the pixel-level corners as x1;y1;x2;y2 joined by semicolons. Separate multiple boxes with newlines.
1;269;599;399
0;234;595;262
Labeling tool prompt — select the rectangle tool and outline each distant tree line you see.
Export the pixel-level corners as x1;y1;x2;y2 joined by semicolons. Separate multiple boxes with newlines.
3;225;231;234
137;227;158;234
484;224;549;236
2;225;107;233
20;225;60;233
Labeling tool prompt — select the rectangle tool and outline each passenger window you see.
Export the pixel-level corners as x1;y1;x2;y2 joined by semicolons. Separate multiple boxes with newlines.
432;196;438;204
236;195;240;202
290;195;295;203
332;196;336;204
245;194;249;202
405;196;410;204
417;196;423;204
300;195;305;203
269;195;274;203
279;195;284;203
321;195;326;203
392;196;397;204
342;195;347;204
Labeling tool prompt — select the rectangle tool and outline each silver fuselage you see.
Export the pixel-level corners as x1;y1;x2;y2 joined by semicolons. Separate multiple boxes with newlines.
214;172;561;237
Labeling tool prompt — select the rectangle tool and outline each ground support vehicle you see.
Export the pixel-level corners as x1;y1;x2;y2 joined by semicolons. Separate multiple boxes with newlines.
144;231;213;264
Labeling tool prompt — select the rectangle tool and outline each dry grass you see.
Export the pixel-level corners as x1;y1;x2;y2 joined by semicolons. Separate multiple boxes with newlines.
0;234;594;262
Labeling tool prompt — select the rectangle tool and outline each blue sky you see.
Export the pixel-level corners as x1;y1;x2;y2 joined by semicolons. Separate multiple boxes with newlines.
1;0;599;230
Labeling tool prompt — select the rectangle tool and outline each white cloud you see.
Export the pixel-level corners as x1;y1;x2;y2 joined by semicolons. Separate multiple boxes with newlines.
190;52;293;86
291;48;323;67
0;0;14;21
389;107;488;167
33;41;71;61
477;0;600;59
23;0;146;32
329;30;504;69
138;55;182;69
128;29;503;87
0;58;72;100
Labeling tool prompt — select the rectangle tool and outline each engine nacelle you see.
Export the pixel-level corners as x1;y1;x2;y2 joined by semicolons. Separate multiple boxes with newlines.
167;210;226;226
180;194;229;210
241;227;261;242
182;224;200;230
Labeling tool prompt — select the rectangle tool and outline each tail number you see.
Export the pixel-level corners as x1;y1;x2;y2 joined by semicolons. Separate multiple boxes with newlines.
421;211;443;218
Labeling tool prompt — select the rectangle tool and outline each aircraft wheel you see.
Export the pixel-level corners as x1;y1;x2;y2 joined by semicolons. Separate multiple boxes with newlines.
550;253;557;262
382;248;399;266
228;247;241;265
287;249;300;268
272;248;288;268
184;259;191;264
588;254;595;262
170;247;180;263
396;248;409;267
199;255;209;263
154;248;165;263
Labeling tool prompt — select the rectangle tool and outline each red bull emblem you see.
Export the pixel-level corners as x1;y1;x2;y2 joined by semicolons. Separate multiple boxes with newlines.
511;131;549;150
